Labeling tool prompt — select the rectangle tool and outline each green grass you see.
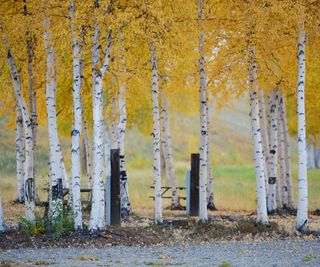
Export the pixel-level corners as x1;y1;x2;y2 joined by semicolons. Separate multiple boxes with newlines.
1;106;320;214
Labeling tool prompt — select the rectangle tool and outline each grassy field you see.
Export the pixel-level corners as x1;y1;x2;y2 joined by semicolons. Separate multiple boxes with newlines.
0;99;319;217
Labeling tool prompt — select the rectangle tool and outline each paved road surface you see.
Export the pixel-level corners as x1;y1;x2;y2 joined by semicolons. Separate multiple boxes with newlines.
1;240;319;266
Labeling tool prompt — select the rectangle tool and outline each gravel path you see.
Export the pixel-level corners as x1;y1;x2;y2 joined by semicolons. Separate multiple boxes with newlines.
0;240;320;266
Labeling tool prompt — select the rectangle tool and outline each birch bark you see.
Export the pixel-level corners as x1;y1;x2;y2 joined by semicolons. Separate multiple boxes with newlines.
16;105;25;202
118;38;132;218
198;0;208;221
296;21;308;231
258;90;269;195
70;1;83;230
279;95;294;208
206;105;215;210
89;2;112;230
8;49;35;223
277;98;287;208
160;88;179;209
248;47;268;224
267;90;278;213
150;43;163;224
44;18;63;222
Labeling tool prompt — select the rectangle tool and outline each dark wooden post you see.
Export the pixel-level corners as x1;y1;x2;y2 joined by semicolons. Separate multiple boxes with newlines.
190;153;199;216
111;149;121;225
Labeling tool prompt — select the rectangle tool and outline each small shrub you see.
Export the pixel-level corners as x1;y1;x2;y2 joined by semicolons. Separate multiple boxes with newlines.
18;206;74;237
218;261;232;267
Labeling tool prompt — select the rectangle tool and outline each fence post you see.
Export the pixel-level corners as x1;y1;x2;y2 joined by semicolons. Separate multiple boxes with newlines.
190;153;199;216
110;149;121;225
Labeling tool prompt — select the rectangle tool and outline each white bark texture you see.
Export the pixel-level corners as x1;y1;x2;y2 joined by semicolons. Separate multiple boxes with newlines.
27;33;38;198
250;91;269;224
70;1;83;230
296;22;308;231
279;95;294;208
83;121;92;188
248;47;268;224
0;194;5;232
16;105;25;202
8;48;35;223
89;6;111;230
277;98;287;207
206;105;215;210
198;0;208;222
118;39;132;218
267;90;278;213
160;89;179;209
258;90;269;195
44;18;63;222
150;43;163;224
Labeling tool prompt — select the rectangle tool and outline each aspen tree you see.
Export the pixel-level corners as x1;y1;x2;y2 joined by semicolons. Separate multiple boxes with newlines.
150;42;163;224
267;90;278;213
89;0;112;231
296;20;308;232
197;0;208;222
160;88;179;209
44;18;64;222
16;105;25;202
7;48;36;223
70;0;83;230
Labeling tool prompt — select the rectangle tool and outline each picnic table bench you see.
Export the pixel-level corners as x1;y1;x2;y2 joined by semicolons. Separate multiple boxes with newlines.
149;186;187;201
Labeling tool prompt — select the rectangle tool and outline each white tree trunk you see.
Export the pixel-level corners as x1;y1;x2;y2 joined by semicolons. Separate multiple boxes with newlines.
44;18;63;222
250;91;269;224
198;0;208;222
118;40;132;217
105;123;111;225
160;89;179;209
89;10;111;230
70;1;82;230
83;121;92;188
27;34;38;200
248;46;268;224
277;99;287;208
16;105;25;202
0;194;5;232
8;49;35;223
206;105;215;210
258;90;269;196
279;94;294;208
267;90;278;213
150;43;163;224
296;22;308;231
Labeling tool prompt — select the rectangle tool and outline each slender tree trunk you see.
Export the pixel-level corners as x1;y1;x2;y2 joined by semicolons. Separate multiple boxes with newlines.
8;49;36;223
258;90;269;197
160;88;179;209
267;90;278;213
277;99;287;208
198;0;208;222
150;43;163;224
118;39;132;217
70;1;83;230
89;5;111;229
279;94;294;208
248;46;268;224
83;121;92;188
16;105;25;202
0;194;5;232
44;18;64;222
296;22;308;232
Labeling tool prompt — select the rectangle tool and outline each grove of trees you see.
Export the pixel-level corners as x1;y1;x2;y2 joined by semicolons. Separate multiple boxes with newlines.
0;0;319;233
